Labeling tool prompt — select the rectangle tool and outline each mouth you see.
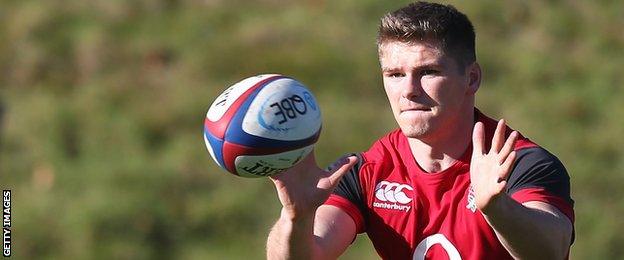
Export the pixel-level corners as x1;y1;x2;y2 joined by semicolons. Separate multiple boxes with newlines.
400;107;431;113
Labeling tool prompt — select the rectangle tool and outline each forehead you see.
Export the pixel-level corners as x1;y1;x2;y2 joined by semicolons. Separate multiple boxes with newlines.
379;41;445;66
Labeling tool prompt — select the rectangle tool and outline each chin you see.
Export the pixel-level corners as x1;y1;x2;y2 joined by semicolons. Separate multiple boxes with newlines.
399;123;431;138
395;110;438;137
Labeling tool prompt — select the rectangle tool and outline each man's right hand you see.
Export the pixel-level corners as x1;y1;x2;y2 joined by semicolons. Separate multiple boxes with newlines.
267;153;358;259
269;153;358;219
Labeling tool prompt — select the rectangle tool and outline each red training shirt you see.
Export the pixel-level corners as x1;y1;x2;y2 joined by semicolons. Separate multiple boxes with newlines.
324;109;574;259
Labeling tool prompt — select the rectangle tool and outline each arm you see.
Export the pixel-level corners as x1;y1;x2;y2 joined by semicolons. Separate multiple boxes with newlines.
267;205;356;260
266;153;358;260
481;195;573;259
471;120;572;259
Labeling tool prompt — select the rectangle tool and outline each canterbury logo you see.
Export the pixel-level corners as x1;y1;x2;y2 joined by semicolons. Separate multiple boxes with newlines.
374;181;413;204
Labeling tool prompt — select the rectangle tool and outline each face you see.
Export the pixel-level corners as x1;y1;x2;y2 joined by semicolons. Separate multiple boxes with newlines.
379;41;479;140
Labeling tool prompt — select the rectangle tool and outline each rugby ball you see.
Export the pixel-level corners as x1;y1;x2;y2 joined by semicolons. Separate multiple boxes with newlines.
204;74;322;178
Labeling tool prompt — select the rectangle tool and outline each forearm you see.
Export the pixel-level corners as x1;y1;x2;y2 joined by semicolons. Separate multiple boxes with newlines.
267;155;357;259
267;208;319;260
481;194;571;259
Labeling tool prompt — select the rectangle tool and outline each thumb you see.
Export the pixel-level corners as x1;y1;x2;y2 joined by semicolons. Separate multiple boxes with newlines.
326;155;358;187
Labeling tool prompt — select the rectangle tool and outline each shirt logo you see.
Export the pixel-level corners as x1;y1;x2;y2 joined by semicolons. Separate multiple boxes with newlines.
373;181;413;212
466;185;477;213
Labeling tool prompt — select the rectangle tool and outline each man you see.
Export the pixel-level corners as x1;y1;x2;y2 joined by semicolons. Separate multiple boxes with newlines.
267;2;574;259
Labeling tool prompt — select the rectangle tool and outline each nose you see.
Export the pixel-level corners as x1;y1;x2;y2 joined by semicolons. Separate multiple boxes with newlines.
401;74;422;99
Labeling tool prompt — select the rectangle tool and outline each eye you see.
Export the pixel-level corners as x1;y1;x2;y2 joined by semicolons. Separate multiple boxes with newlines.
420;69;439;76
386;72;405;78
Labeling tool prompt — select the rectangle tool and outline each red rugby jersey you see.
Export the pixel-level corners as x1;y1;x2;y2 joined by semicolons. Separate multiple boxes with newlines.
324;110;574;259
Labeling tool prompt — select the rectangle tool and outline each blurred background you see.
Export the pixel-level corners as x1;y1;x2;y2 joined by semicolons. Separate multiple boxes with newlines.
1;0;623;259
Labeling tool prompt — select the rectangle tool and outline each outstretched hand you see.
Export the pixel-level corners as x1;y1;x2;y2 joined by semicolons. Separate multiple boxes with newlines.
470;119;518;213
270;153;358;219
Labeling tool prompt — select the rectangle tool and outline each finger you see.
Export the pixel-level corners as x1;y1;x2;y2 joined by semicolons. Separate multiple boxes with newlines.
490;119;506;153
327;156;358;187
472;122;485;156
498;131;518;164
499;151;517;180
326;154;349;172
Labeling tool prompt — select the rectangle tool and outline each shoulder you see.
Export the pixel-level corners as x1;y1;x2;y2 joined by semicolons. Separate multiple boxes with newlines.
332;129;408;202
476;110;573;203
508;146;569;193
506;145;575;223
361;129;408;167
514;146;565;168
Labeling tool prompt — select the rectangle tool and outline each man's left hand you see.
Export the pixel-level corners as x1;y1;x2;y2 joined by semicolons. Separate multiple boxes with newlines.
470;119;518;213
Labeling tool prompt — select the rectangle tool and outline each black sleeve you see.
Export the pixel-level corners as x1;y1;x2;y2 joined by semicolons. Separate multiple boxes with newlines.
328;153;367;215
505;147;574;206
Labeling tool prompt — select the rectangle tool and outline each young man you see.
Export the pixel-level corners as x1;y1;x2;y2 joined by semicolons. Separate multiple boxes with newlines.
267;2;574;259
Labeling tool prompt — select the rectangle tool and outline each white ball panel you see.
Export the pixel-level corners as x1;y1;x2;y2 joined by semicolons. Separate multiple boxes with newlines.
206;74;280;122
234;145;314;177
242;78;321;141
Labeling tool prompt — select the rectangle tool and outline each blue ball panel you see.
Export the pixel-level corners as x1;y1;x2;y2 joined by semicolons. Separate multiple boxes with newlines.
204;129;226;168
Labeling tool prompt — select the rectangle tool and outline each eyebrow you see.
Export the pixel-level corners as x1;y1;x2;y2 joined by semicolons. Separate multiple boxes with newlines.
381;63;442;73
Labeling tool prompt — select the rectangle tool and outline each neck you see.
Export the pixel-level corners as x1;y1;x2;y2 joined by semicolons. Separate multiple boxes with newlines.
408;108;475;173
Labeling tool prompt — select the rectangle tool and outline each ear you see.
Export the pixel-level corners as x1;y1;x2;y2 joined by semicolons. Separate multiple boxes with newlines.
466;62;481;95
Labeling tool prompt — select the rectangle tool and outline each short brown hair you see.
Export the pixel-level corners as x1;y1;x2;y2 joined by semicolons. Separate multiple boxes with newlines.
377;1;476;69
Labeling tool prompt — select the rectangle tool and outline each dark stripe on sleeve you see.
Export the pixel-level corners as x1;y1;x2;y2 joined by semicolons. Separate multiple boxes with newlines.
505;147;574;207
329;153;367;217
